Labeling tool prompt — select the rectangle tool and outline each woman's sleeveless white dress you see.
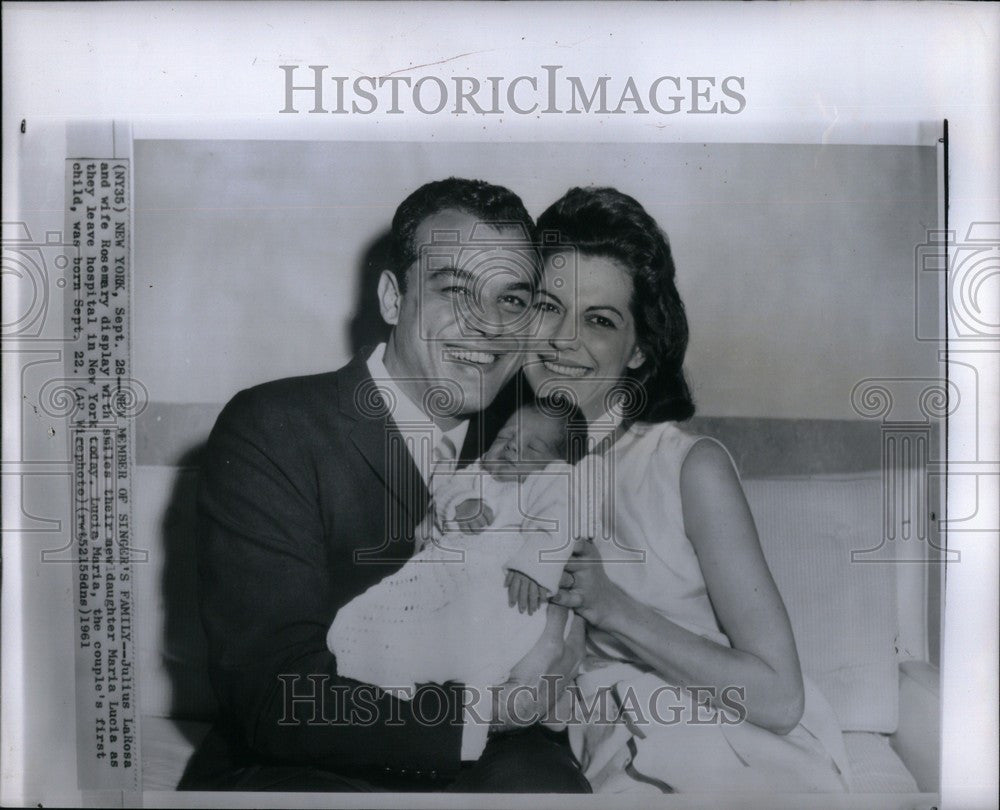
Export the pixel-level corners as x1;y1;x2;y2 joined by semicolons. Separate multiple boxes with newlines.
567;420;852;794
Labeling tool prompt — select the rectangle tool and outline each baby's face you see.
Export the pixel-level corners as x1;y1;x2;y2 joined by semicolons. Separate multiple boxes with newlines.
481;408;565;480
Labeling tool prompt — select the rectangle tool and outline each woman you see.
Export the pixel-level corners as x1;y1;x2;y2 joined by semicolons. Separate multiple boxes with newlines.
525;187;851;794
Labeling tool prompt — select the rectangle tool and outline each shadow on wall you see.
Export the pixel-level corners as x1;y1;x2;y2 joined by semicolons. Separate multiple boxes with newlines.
158;444;215;733
156;231;394;731
348;229;392;356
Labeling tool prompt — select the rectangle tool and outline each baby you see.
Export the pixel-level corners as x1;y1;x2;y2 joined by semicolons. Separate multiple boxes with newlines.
433;402;576;612
327;402;584;695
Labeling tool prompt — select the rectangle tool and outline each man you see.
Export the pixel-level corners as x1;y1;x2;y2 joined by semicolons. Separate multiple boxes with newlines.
181;178;589;792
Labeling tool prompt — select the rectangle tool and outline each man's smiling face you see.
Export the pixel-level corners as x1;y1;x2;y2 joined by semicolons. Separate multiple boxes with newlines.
380;208;540;420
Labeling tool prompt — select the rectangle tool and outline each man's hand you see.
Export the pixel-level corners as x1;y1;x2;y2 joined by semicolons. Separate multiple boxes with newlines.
504;569;549;614
412;512;437;553
491;603;585;732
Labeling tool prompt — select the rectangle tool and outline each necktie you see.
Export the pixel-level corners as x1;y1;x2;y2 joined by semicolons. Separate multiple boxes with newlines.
430;433;458;484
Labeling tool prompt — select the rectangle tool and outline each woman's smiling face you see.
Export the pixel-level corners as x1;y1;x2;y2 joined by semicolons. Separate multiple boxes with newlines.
524;252;646;422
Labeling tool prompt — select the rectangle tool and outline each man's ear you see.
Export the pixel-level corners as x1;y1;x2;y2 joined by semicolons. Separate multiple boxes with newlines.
626;344;646;371
377;270;402;326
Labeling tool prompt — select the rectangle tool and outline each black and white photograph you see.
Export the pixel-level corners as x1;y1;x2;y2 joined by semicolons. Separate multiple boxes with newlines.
2;4;997;809
130;138;946;799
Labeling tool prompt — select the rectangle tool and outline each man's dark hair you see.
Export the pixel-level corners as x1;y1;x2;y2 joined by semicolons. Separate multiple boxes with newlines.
537;186;696;424
389;177;537;293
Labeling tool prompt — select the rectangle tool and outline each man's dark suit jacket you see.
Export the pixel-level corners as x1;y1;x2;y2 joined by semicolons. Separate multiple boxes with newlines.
195;351;518;781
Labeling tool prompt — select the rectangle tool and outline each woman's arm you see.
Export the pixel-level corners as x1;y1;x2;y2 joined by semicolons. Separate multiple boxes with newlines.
553;439;805;734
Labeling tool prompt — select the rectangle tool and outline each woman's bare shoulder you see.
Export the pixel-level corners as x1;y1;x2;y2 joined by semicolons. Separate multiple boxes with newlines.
680;435;739;481
627;421;738;481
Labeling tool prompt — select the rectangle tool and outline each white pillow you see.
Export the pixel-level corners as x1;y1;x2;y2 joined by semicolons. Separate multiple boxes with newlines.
743;474;899;734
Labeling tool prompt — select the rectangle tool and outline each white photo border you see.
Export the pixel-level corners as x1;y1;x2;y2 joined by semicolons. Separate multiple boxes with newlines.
3;2;997;808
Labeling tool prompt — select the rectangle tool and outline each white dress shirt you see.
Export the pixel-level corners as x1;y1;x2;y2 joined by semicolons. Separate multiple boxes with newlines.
366;343;468;484
365;344;489;760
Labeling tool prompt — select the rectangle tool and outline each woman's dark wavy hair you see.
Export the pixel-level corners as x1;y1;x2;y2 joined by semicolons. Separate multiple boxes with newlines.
536;186;695;423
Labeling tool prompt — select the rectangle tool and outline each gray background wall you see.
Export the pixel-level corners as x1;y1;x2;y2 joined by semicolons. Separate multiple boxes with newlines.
133;140;939;425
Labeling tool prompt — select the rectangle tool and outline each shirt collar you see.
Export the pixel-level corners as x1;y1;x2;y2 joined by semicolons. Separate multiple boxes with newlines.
365;342;469;452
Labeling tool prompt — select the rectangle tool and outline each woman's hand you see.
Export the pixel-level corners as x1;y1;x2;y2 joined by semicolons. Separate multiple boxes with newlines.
550;538;630;629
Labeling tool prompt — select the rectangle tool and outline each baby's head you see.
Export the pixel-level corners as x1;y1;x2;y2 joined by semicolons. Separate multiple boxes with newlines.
481;403;568;480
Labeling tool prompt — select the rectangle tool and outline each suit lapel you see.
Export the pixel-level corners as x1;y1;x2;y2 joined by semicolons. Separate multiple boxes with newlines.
338;354;430;536
458;409;484;467
337;351;521;533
